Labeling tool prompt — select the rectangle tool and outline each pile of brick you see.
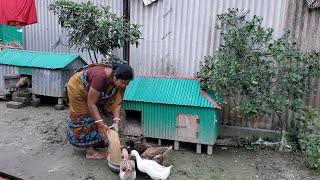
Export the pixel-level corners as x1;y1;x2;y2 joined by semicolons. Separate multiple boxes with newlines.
6;89;32;109
6;77;33;109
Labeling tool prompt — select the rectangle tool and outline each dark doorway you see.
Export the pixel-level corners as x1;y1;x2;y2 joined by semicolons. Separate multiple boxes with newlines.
123;110;142;136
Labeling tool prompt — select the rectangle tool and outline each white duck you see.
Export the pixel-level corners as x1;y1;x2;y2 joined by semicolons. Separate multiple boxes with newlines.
130;150;172;180
119;148;136;180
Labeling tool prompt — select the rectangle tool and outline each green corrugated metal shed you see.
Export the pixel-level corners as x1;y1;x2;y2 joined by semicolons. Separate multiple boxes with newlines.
0;25;23;45
0;49;80;69
0;49;87;98
123;76;221;147
124;76;221;108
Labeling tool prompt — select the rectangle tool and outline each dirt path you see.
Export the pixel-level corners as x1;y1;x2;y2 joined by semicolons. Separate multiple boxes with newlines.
0;102;318;180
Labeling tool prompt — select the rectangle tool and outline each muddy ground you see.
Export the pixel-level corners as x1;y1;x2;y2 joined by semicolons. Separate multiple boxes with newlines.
0;101;319;180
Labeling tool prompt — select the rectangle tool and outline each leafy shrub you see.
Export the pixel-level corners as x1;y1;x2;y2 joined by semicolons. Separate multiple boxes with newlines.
198;9;320;129
198;8;320;170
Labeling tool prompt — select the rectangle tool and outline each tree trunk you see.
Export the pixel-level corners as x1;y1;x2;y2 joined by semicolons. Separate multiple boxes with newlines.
88;51;94;64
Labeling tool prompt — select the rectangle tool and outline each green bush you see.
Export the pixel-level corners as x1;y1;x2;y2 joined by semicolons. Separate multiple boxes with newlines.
289;106;320;170
198;8;320;171
198;9;320;129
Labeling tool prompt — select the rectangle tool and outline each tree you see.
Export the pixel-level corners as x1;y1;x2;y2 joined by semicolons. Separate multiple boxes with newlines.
49;0;141;64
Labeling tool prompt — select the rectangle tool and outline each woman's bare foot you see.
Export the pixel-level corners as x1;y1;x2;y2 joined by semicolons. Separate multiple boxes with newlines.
86;147;107;160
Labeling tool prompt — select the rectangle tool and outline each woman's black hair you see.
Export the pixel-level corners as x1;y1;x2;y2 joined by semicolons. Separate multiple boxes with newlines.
112;63;134;81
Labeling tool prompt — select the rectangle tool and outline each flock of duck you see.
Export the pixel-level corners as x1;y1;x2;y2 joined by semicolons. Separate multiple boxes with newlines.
119;140;173;180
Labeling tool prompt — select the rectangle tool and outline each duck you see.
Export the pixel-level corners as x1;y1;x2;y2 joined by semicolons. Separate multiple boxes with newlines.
126;140;173;165
119;148;136;180
130;150;172;180
125;140;151;154
141;146;173;165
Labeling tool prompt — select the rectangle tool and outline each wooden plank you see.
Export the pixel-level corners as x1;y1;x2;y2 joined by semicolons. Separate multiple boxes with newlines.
207;145;213;155
174;141;179;150
176;114;200;143
196;144;201;154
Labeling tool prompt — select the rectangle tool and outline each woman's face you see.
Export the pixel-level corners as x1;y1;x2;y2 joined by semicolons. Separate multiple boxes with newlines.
113;77;130;89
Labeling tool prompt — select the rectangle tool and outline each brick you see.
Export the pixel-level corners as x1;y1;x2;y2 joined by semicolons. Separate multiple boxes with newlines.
54;104;65;110
12;96;30;103
6;101;25;109
12;91;32;98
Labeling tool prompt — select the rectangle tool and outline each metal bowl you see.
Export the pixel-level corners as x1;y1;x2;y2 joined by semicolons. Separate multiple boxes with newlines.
107;155;120;173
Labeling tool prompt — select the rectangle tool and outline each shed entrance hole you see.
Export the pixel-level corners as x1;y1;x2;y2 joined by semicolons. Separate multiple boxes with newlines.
20;74;32;88
124;110;142;136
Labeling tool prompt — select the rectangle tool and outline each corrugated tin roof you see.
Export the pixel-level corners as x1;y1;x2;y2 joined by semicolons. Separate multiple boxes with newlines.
0;49;81;69
124;76;221;109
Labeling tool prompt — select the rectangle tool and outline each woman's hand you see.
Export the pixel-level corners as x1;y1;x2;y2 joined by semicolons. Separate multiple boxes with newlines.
95;121;108;140
109;123;119;132
109;118;120;132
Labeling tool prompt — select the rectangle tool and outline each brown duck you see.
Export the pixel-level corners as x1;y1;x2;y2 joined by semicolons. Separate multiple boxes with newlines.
126;140;173;165
119;148;136;180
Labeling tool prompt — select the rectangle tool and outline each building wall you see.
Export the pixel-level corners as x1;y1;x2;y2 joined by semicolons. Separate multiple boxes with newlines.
129;0;288;76
0;65;19;94
24;0;287;73
285;0;320;52
123;101;220;145
32;68;74;97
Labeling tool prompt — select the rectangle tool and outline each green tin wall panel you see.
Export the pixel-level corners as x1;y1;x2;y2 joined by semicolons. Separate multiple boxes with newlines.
0;25;23;45
123;101;220;145
18;67;32;75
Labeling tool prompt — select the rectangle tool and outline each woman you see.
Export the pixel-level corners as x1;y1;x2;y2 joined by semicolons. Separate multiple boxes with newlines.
66;63;134;160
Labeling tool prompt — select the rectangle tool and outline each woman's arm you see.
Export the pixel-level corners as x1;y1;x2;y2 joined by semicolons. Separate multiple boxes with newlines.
113;105;121;121
109;88;125;132
109;105;121;132
88;87;108;139
88;87;103;121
